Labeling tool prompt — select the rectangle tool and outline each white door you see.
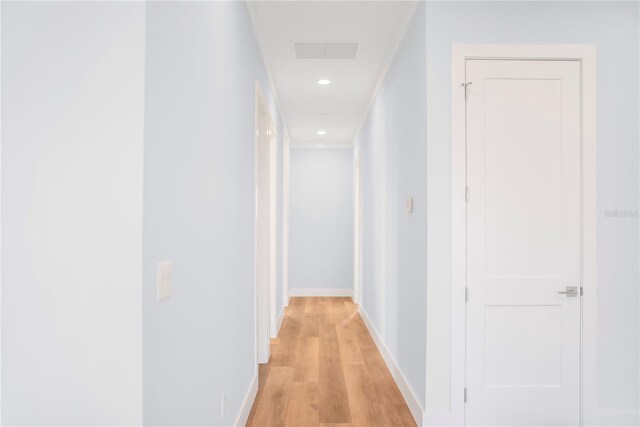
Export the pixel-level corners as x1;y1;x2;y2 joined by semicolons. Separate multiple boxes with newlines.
256;110;271;364
465;59;581;425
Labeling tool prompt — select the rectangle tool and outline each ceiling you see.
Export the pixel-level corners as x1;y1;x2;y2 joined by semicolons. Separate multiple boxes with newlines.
247;1;417;148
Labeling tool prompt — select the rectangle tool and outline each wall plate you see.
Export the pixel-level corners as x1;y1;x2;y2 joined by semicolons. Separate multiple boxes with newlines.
157;261;173;302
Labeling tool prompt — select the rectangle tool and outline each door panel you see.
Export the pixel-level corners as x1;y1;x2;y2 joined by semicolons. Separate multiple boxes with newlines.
465;59;581;426
483;305;563;387
484;78;564;278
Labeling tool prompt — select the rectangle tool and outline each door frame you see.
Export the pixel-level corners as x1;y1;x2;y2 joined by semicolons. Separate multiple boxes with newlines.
353;149;362;304
254;81;277;365
282;128;291;310
451;44;596;425
268;105;278;339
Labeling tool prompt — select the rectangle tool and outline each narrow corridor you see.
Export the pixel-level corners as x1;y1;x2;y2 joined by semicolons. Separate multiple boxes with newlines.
247;297;416;426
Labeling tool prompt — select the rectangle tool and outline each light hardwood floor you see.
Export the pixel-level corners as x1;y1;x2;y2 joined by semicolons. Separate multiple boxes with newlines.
246;297;417;427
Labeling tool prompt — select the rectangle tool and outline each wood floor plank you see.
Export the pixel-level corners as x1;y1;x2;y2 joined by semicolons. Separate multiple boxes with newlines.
279;316;303;340
335;324;365;366
352;318;377;352
304;297;321;315
373;380;406;406
360;349;390;381
289;297;307;314
259;363;271;387
380;403;417;427
285;382;320;427
250;367;294;427
301;314;320;338
318;356;352;424
271;341;299;367
335;310;365;363
294;337;319;382
319;319;340;357
247;363;272;425
342;364;386;427
247;297;415;427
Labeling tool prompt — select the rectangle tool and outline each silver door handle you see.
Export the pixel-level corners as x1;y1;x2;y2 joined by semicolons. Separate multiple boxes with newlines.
558;286;579;297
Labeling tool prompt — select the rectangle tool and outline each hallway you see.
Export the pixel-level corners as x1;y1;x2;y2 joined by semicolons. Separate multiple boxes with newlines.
247;297;416;427
2;2;639;426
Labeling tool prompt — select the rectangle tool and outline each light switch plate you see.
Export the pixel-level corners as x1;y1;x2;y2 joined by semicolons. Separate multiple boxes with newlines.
157;261;173;302
405;197;414;213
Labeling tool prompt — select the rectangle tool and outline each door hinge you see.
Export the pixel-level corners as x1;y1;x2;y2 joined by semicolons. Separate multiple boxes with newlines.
580;286;583;296
465;287;469;303
464;388;467;403
462;81;473;101
465;186;470;202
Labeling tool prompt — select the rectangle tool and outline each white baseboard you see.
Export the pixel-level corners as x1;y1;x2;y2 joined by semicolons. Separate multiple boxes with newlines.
234;373;258;427
585;410;640;426
288;288;353;297
420;402;640;426
422;410;455;426
359;307;424;427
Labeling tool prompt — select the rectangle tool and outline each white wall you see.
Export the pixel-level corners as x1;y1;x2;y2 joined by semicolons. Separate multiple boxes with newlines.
424;1;639;424
143;2;282;425
289;148;354;293
353;0;427;410
1;2;145;425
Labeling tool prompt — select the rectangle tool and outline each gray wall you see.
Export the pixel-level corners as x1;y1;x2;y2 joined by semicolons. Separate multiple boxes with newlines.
424;1;639;423
1;2;145;424
289;148;354;292
354;0;428;408
143;2;283;425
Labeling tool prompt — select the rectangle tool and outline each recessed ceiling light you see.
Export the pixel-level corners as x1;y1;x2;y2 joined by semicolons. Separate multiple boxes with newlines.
317;79;331;85
317;130;327;135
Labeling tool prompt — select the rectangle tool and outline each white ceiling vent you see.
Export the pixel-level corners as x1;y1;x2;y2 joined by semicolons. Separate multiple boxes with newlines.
294;42;358;59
